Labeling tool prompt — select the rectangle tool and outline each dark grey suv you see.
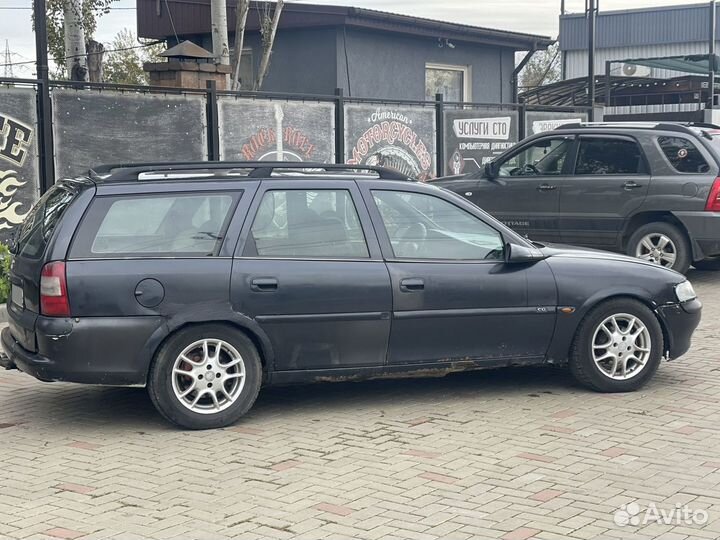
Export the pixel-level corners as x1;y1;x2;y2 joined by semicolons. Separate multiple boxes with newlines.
0;163;701;429
434;122;720;274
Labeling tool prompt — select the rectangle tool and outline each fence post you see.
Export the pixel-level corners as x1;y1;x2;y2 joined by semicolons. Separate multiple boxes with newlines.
335;88;345;164
206;80;220;161
36;80;55;193
435;93;444;178
518;103;527;140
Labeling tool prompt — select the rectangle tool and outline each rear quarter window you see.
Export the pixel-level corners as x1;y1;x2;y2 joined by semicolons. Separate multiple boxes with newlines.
70;192;239;258
657;136;710;174
14;184;77;259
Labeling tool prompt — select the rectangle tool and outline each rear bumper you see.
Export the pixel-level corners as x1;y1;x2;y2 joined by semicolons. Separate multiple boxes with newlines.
1;315;165;386
656;298;702;360
673;212;720;260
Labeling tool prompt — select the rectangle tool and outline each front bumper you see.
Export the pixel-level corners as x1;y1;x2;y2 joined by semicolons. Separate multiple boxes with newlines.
656;298;702;360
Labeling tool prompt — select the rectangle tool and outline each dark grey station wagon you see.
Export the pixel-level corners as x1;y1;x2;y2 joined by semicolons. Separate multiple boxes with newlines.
0;163;702;429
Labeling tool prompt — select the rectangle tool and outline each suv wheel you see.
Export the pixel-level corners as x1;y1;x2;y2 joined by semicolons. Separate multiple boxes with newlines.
148;324;262;429
627;222;690;274
569;299;663;393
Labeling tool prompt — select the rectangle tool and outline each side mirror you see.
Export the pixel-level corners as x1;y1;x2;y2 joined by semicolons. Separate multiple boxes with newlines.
484;161;498;180
505;242;546;264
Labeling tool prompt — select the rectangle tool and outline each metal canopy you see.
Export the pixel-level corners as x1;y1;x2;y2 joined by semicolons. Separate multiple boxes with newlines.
616;54;720;75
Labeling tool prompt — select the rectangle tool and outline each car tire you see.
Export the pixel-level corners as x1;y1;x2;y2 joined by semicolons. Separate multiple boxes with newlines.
569;298;664;393
693;257;720;271
626;222;691;274
148;324;263;429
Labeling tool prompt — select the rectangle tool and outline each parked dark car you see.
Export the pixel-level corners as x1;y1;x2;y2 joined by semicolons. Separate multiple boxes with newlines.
0;162;702;429
433;122;720;274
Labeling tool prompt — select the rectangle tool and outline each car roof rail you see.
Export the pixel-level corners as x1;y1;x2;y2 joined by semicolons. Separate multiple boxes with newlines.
89;161;413;182
555;121;720;134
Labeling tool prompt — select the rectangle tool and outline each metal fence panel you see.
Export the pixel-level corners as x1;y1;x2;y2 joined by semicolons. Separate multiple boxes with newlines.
217;97;335;162
443;107;520;176
344;103;436;180
524;110;589;137
0;86;41;243
52;88;208;177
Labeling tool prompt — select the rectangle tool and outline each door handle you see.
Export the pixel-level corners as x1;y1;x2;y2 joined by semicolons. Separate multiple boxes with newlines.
400;278;425;292
624;181;643;190
250;277;278;291
537;183;557;192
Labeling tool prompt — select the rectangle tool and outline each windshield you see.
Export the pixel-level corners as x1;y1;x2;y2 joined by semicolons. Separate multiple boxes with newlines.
13;184;76;259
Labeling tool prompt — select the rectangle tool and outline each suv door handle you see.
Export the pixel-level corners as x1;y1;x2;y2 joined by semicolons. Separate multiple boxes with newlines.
400;278;425;292
537;183;557;192
250;277;278;291
624;181;643;190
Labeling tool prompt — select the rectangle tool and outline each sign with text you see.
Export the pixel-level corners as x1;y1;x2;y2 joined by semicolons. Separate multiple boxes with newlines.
218;98;334;163
444;109;519;175
525;110;588;137
0;87;40;243
344;104;435;181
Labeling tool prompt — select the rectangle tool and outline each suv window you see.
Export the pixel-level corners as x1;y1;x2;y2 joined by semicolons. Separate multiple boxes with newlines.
72;193;236;257
247;189;369;258
499;137;572;177
657;136;710;173
372;190;504;260
14;184;76;258
575;138;644;175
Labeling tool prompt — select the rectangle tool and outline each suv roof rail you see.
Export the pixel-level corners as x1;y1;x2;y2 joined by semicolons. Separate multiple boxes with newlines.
89;162;413;182
556;121;720;134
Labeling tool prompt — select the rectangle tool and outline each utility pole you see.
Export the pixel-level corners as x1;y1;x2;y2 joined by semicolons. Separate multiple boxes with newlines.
3;40;13;78
586;0;598;119
709;0;716;110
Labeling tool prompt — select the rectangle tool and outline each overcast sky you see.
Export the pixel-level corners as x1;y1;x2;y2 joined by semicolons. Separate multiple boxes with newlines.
0;0;708;77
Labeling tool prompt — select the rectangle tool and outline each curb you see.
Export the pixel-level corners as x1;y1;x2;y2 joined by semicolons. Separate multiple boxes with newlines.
0;303;6;324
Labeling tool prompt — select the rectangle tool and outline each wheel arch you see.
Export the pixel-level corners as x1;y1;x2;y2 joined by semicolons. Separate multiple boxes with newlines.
550;291;670;364
140;315;275;386
621;211;695;259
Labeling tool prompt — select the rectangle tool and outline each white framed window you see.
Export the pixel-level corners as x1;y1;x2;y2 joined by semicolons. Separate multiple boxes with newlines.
425;63;471;102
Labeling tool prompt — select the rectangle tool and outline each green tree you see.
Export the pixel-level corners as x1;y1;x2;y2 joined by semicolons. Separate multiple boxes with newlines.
104;29;164;85
520;42;561;91
44;0;118;72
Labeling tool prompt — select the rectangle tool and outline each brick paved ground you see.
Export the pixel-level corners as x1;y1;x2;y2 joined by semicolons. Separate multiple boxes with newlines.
1;270;719;540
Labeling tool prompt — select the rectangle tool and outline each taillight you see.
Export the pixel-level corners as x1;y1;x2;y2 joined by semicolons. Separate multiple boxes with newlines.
40;261;70;317
706;177;720;212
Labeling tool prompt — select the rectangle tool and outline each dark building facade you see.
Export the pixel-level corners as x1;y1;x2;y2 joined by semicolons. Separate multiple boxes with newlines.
136;0;552;103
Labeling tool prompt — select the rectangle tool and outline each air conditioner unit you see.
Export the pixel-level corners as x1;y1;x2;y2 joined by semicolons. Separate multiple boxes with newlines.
615;63;652;77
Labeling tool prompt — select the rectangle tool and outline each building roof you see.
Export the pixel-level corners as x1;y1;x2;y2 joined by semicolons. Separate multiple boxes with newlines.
560;2;720;51
136;0;552;50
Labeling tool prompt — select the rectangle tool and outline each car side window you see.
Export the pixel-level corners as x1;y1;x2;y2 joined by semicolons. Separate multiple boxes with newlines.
71;193;237;258
498;137;572;177
372;190;505;260
247;189;369;259
657;136;710;174
575;138;644;175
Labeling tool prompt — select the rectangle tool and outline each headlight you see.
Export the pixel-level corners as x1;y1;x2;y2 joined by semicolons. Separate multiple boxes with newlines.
675;280;697;302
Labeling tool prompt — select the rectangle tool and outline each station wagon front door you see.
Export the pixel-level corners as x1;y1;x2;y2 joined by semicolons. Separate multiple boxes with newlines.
363;184;557;366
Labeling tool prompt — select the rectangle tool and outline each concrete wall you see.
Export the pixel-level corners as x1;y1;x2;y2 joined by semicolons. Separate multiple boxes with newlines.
336;27;514;103
204;26;516;102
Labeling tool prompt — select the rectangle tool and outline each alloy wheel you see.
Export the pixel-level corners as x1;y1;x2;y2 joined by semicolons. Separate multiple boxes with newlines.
591;313;652;381
171;339;246;414
635;233;677;268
